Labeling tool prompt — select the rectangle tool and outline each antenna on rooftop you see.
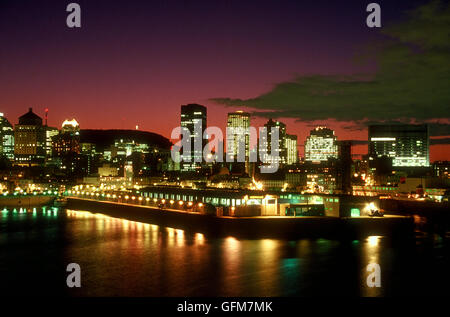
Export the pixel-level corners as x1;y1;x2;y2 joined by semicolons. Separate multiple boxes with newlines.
45;108;48;126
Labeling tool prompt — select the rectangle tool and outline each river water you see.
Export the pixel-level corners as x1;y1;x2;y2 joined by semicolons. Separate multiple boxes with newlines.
1;207;449;296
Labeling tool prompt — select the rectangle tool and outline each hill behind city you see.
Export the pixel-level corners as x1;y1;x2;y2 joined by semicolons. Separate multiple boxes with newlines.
79;129;172;151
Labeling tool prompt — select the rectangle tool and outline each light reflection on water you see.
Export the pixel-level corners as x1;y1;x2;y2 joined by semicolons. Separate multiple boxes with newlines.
0;208;449;296
361;236;382;297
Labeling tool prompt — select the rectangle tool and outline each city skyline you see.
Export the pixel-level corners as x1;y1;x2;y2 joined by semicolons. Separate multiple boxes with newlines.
1;105;448;164
1;0;449;161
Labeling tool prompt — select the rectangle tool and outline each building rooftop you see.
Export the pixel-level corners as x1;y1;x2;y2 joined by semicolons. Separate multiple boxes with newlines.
18;107;42;126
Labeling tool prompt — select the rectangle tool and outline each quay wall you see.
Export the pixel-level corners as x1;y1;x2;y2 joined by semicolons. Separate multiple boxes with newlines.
0;195;55;208
380;199;450;215
67;197;414;240
380;198;450;235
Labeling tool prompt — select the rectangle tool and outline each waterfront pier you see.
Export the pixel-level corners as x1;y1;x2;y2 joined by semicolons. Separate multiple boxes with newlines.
67;197;414;240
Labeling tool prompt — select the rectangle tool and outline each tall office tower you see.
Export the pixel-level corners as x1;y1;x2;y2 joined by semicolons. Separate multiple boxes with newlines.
53;119;81;156
259;119;287;165
14;108;46;166
180;104;207;171
368;124;429;167
304;126;338;162
226;111;251;161
0;113;15;160
80;142;97;175
337;140;352;193
286;134;298;165
42;108;59;156
45;126;59;156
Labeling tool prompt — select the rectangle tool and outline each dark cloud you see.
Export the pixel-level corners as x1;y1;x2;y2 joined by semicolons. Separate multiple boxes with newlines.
210;1;450;123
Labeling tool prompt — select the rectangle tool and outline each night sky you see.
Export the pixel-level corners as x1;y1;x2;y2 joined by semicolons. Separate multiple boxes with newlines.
0;0;449;160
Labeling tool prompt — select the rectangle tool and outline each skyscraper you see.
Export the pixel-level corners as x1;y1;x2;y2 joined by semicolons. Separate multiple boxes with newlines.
43;108;59;156
368;124;429;167
53;119;81;156
304;126;338;162
14;108;46;166
259;119;287;166
0;113;14;160
45;126;59;156
180;104;207;171
286;134;298;165
226;111;251;161
337;140;352;193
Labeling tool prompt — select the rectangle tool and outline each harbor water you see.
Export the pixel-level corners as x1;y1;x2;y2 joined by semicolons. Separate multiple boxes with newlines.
1;206;449;296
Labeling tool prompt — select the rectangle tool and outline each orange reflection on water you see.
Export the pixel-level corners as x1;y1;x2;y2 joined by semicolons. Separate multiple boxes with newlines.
164;227;186;247
175;229;185;246
195;233;205;245
361;235;383;297
366;235;381;262
221;237;241;294
256;239;281;294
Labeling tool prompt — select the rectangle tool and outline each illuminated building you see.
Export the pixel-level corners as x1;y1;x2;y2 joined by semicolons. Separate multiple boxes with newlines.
167;150;181;171
61;119;80;134
286;134;298;165
51;119;81;173
432;161;449;178
45;126;59;156
304;164;337;193
137;186;335;216
14;108;46;166
103;149;112;161
104;139;150;163
81;143;96;156
80;142;97;175
226;111;252;174
53;119;81;156
304;126;338;162
180;104;207;171
226;111;251;161
42;108;59;157
300;140;352;194
368;124;429;167
0;113;14;160
259;119;287;165
98;164;119;177
124;161;133;181
115;139;149;155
